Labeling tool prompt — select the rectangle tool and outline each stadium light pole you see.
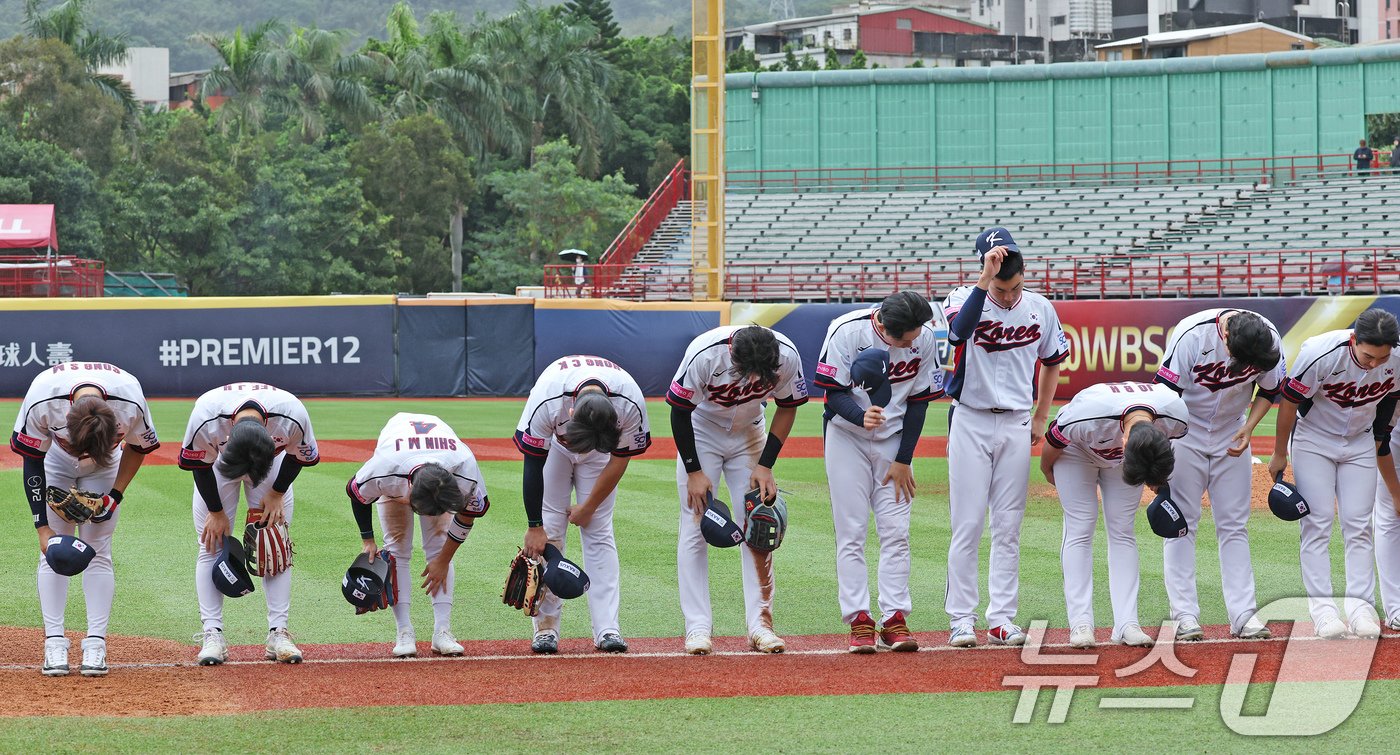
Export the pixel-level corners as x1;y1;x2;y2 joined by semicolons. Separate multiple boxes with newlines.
691;0;726;302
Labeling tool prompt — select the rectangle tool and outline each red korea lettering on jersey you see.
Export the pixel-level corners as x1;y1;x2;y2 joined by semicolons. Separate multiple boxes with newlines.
1320;378;1396;408
973;321;1041;352
1192;361;1258;392
888;358;922;384
1091;446;1125;461
706;379;774;406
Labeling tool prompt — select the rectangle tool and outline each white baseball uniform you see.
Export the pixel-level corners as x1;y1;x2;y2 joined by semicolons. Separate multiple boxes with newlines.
514;356;650;643
350;413;488;636
816;307;945;624
1047;382;1189;637
667;326;808;637
181;383;318;632
11;362;159;640
1375;423;1400;627
942;285;1069;631
1155;309;1286;632
1282;329;1400;626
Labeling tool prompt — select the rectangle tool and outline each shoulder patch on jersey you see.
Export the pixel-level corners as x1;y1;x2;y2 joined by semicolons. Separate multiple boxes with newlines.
180;448;207;462
669;381;695;401
1156;366;1179;384
1286;377;1310;394
13;432;41;451
815;362;838;378
519;432;547;449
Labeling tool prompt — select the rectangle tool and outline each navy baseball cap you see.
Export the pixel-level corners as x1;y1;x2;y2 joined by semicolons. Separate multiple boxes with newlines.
45;535;96;576
850;348;892;407
975;227;1021;260
1145;487;1188;539
342;551;391;609
700;493;744;548
1268;474;1310;521
542;543;590;599
212;535;255;598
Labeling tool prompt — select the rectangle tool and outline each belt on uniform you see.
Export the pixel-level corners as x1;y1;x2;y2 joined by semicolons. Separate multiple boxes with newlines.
989;408;1008;414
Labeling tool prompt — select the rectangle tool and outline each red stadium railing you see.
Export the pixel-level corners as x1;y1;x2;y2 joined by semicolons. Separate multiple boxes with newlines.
0;256;105;297
544;248;1400;301
599;160;688;267
726;153;1361;193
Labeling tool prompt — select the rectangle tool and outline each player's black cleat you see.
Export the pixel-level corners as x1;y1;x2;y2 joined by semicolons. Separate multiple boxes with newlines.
597;633;628;653
531;631;558;655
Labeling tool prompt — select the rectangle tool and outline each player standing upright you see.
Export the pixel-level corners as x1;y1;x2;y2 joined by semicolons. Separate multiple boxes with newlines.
1154;309;1284;641
1041;382;1187;648
1270;309;1400;639
180;383;318;666
349;413;490;657
669;325;808;655
816;292;945;653
513;355;650;655
943;228;1069;648
12;362;159;677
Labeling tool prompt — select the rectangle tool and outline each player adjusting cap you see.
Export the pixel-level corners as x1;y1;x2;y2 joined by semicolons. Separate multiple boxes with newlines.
1268;473;1310;521
850;348;892;407
44;535;96;576
975;227;1021;260
1145;486;1188;539
342;551;391;609
212;535;256;598
700;492;744;548
541;543;590;599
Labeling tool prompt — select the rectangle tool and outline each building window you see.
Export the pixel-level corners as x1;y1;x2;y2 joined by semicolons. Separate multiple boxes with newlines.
1052;14;1067;24
843;28;852;40
1107;50;1123;60
896;18;913;29
824;30;833;40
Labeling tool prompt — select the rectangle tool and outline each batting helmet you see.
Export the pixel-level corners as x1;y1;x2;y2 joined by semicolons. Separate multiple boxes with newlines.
1268;473;1310;521
44;535;96;576
541;543;590;599
700;493;744;548
212;535;255;598
342;551;392;609
743;488;788;552
1145;486;1188;539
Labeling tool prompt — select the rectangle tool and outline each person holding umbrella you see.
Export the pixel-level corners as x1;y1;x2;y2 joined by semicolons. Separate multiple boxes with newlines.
560;249;589;297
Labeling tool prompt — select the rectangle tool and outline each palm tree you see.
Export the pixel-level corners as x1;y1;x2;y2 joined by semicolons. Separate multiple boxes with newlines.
192;19;289;140
23;0;138;113
281;27;383;140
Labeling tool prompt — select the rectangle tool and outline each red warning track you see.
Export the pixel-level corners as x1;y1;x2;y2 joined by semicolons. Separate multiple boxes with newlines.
0;624;1393;717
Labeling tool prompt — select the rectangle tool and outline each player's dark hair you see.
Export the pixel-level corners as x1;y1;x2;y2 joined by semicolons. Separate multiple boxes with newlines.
563;391;620;454
879;291;933;340
217;417;276;486
409;463;464;516
731;325;780;388
994;251;1025;281
1355;308;1400;347
1122;423;1175;488
1226;312;1281;373
66;395;117;467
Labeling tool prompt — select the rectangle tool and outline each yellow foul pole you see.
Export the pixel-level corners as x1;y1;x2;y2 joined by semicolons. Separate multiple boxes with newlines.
691;0;725;301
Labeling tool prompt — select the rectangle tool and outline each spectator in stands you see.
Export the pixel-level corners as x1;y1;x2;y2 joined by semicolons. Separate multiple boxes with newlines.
1354;139;1374;175
1390;138;1400;173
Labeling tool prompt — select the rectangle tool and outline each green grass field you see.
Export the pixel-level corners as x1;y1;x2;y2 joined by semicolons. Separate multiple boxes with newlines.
0;398;1364;751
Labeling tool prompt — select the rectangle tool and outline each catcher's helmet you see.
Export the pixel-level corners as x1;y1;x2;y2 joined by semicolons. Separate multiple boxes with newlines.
1268;473;1310;521
45;535;95;576
700;493;744;548
743;489;788;552
1145;486;1188;539
541;543;590;599
342;551;392;609
212;535;256;598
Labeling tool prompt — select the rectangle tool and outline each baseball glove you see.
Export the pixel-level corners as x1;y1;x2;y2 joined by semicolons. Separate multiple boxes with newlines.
743;489;789;553
502;549;544;617
46;486;115;525
355;550;399;615
243;509;294;578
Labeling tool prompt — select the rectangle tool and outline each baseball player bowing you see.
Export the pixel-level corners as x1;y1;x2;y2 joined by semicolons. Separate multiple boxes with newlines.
1269;309;1400;639
180;383;319;666
1372;418;1400;632
669;324;808;655
815;292;945;653
12;362;159;677
1155;309;1285;641
943;229;1069;648
1041;382;1186;648
349;413;489;657
514;357;649;655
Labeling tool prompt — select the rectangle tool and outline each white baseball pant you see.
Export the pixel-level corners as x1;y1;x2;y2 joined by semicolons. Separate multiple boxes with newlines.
533;442;621;643
1162;433;1259;632
379;502;455;634
945;405;1032;630
1055;447;1143;638
38;443;120;638
676;415;774;637
1374;454;1400;626
192;453;294;631
1294;432;1378;625
825;423;911;624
